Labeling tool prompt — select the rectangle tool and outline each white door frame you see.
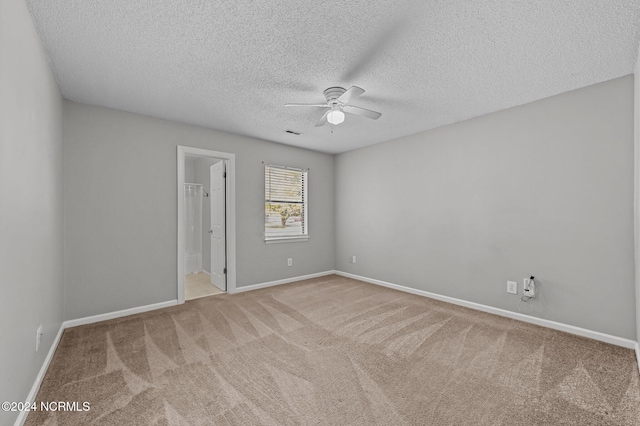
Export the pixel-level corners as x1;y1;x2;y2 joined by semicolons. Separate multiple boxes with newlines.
177;146;236;303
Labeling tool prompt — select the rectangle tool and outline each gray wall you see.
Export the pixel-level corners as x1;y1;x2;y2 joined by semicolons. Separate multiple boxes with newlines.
0;0;64;423
185;157;196;183
336;76;635;340
63;101;335;320
195;157;221;274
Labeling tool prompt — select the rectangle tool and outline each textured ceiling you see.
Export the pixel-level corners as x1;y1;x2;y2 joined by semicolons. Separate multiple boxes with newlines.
26;0;640;154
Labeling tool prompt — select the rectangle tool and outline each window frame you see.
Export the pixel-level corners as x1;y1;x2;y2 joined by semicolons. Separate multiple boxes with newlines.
264;164;309;244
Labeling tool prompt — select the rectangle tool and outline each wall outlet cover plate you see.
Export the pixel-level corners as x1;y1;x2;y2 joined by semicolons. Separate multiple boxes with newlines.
523;279;535;297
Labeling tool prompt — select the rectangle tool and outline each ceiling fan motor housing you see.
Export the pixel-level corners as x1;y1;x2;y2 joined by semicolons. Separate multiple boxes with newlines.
324;87;346;104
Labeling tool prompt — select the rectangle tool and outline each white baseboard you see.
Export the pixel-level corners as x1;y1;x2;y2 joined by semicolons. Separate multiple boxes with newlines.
64;300;178;329
14;322;65;426
232;270;336;294
335;271;637;350
202;270;211;276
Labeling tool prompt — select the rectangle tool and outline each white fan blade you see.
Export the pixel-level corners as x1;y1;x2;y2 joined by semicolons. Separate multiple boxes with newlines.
285;103;329;107
343;105;382;120
315;111;330;127
337;86;365;104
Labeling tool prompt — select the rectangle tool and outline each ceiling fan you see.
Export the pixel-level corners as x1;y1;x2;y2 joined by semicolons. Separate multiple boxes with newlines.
285;86;382;127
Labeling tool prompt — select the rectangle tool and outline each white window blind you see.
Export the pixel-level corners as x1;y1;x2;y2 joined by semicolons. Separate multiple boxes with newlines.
265;165;308;241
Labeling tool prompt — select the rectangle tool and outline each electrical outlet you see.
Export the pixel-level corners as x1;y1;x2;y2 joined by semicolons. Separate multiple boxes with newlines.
36;324;43;352
507;281;517;294
287;258;292;267
351;256;357;263
523;278;536;298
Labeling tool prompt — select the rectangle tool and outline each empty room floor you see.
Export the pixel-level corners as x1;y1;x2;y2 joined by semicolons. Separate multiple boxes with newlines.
26;275;640;425
185;272;224;300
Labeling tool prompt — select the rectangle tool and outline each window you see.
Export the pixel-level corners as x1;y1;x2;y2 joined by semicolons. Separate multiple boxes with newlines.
265;165;308;242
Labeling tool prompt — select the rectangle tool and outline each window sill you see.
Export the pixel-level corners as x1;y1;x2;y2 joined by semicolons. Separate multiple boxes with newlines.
265;236;309;244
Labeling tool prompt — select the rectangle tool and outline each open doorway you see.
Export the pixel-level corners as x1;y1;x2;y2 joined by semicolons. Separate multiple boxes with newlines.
184;157;224;299
177;146;236;303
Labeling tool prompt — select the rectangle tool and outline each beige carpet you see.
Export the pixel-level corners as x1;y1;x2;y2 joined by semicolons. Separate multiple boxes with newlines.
27;275;640;425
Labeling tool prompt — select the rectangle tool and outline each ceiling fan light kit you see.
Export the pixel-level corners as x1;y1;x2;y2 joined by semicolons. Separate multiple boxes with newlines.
286;86;381;128
327;107;345;125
